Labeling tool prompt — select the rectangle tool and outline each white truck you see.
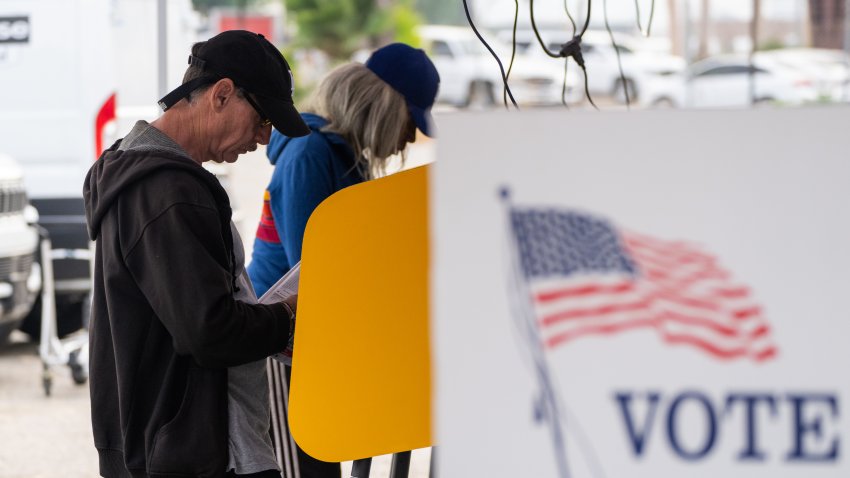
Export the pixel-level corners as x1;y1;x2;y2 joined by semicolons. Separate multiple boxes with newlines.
0;0;199;337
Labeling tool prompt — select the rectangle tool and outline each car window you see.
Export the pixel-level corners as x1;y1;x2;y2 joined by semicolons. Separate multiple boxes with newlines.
696;65;752;76
515;41;532;54
461;39;490;55
614;44;633;54
432;40;453;58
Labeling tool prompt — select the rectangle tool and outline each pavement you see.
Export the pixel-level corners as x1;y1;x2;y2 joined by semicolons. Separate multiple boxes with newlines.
0;332;99;478
0;331;431;477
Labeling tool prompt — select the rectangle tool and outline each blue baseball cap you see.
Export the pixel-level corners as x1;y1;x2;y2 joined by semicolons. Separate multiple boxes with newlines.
365;43;440;137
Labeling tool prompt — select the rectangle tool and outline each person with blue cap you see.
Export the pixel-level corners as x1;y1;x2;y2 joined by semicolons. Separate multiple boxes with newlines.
247;43;439;478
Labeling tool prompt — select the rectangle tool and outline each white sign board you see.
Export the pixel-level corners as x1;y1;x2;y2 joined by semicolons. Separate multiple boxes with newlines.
432;107;850;477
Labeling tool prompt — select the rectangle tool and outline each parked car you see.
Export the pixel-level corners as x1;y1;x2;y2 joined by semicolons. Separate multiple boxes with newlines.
417;25;580;107
499;29;685;102
756;48;850;103
0;154;41;344
640;54;820;109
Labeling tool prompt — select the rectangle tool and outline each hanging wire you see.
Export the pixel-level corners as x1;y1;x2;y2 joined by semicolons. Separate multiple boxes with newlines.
504;0;520;108
603;0;631;109
561;59;571;108
634;0;657;37
577;0;591;37
561;0;578;108
564;0;578;38
581;66;598;110
634;0;643;36
646;0;656;36
530;0;568;58
462;0;519;109
530;0;598;109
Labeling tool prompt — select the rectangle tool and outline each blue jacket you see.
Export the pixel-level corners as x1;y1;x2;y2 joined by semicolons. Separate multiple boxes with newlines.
248;113;364;297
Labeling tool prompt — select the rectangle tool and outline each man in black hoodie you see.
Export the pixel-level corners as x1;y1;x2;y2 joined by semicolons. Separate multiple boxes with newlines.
83;31;311;478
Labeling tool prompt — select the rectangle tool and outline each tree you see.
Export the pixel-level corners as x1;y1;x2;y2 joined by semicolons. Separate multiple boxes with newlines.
697;0;710;60
192;0;263;14
284;0;422;60
414;0;465;26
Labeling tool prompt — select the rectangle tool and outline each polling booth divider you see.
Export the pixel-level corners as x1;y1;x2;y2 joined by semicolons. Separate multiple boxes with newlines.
291;165;433;478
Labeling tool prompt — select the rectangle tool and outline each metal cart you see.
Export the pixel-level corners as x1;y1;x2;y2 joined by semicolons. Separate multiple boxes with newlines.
37;228;91;396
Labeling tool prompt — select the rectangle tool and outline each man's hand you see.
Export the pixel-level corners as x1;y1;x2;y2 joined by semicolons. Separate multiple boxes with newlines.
280;294;297;358
282;294;297;317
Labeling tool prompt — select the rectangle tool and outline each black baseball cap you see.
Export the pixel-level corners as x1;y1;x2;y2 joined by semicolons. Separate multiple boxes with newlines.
158;30;310;137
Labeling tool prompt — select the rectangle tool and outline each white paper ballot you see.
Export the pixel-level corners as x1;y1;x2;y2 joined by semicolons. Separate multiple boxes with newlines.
258;261;300;305
258;262;300;365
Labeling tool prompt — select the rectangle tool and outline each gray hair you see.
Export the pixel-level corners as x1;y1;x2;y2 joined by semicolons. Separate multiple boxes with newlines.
306;63;411;179
181;42;213;102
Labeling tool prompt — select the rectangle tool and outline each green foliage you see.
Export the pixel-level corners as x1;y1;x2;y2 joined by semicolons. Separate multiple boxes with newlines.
192;0;268;14
279;46;312;104
759;38;786;51
378;3;423;48
284;0;422;60
414;0;465;26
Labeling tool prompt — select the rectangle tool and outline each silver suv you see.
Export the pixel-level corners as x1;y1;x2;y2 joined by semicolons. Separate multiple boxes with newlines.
0;153;40;343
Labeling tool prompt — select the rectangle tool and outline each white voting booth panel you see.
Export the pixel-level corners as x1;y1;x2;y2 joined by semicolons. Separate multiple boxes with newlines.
432;107;850;478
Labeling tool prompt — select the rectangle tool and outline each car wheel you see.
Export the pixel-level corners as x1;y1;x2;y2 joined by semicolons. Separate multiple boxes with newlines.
0;321;18;345
613;78;638;104
464;81;495;109
754;97;776;108
651;97;676;109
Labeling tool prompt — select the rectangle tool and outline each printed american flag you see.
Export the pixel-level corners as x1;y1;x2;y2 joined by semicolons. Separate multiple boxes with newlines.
510;208;777;362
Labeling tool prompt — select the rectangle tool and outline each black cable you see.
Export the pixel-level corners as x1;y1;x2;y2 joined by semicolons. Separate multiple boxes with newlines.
563;0;577;38
603;0;630;109
579;0;591;37
561;59;571;108
634;0;644;36
504;0;519;108
529;0;590;55
635;0;657;37
579;64;599;110
530;0;598;108
647;0;656;36
562;0;577;109
462;0;519;109
530;0;561;58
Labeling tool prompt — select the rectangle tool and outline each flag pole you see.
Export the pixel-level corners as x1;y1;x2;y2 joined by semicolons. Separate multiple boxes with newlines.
499;187;571;478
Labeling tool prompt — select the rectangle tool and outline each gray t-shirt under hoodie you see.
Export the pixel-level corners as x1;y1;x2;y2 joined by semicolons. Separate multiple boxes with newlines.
118;121;279;475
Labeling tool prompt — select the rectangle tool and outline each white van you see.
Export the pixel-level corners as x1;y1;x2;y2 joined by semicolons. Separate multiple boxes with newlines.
0;0;200;337
0;0;116;336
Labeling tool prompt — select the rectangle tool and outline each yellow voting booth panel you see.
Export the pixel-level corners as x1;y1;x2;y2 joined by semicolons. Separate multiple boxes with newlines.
289;165;431;462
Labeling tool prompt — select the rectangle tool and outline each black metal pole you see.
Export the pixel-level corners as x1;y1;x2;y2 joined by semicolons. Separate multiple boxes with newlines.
156;0;168;99
389;452;411;478
350;458;372;478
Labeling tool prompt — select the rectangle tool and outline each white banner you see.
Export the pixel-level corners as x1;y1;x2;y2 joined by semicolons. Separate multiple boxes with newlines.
432;107;850;477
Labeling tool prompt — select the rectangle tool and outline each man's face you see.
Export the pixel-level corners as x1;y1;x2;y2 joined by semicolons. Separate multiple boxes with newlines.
208;85;272;164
